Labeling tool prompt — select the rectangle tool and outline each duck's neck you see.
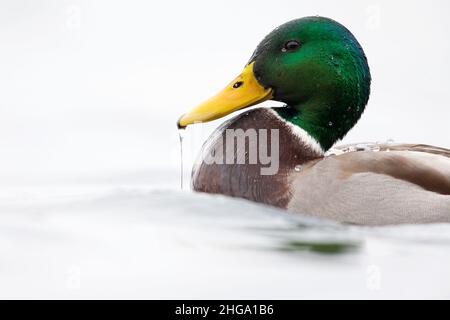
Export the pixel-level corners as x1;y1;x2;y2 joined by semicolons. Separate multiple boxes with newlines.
274;97;365;151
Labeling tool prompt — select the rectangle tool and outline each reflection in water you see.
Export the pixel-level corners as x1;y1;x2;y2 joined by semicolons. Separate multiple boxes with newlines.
279;240;359;254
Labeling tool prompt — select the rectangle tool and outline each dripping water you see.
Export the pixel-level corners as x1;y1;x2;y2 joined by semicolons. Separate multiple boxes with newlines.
178;128;186;190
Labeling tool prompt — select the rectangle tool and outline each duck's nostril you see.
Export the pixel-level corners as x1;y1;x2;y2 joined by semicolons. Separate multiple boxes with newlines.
233;81;244;89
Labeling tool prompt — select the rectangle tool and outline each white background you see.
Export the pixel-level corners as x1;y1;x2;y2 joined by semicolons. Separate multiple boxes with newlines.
0;0;449;183
1;0;450;300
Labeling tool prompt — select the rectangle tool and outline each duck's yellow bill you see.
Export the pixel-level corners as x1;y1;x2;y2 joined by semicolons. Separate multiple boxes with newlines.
177;62;273;128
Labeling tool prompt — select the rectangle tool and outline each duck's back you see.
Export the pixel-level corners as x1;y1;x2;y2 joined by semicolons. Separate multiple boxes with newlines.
289;144;450;225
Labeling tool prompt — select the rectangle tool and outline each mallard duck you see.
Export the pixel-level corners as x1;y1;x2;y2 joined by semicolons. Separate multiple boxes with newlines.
177;16;450;225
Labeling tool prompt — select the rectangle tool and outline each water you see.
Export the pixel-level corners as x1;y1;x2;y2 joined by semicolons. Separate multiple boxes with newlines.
178;128;185;190
325;140;389;157
1;173;450;299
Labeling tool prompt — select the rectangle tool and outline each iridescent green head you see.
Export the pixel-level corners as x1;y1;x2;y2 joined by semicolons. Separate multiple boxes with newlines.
250;17;371;150
179;16;371;151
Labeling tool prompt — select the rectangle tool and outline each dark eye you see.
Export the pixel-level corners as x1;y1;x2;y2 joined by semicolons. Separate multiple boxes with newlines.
282;40;301;52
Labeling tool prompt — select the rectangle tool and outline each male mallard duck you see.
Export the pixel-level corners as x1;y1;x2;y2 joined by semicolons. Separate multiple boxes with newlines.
177;16;450;225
